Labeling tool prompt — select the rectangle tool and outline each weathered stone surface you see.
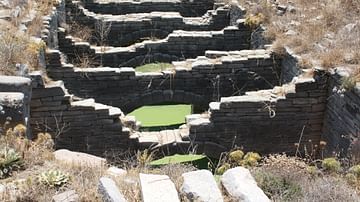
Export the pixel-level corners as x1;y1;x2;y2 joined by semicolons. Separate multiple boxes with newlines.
0;76;31;87
54;149;106;167
98;177;127;202
221;167;269;202
107;167;127;177
181;170;223;202
0;93;24;107
139;173;180;202
52;190;79;202
0;184;5;193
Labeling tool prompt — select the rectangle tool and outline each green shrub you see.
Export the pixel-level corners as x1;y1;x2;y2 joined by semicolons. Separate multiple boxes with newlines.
38;170;69;187
321;158;341;173
0;147;23;179
254;171;302;201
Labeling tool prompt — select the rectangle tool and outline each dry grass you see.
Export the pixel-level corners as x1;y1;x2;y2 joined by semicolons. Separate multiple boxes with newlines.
62;22;94;42
0;0;59;75
0;123;105;201
251;154;360;202
1;124;359;202
235;0;360;72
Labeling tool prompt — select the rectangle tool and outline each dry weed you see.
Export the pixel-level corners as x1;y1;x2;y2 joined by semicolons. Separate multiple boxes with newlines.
235;0;360;73
251;154;360;201
62;22;93;42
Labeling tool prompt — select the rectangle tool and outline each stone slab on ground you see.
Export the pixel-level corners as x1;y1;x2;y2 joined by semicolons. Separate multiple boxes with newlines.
98;177;127;202
221;167;270;202
54;149;106;167
181;170;223;202
139;173;180;202
107;166;127;177
52;190;79;202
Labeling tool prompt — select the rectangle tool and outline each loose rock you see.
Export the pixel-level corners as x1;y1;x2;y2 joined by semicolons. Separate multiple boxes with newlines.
221;167;270;202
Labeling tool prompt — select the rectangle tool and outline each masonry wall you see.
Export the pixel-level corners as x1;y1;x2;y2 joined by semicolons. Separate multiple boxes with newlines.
58;23;252;67
79;0;215;17
67;1;233;46
46;50;281;113
322;72;360;157
41;0;66;49
188;70;328;157
29;73;131;156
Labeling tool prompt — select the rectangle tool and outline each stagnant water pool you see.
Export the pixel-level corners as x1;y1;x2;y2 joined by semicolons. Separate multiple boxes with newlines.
129;104;192;130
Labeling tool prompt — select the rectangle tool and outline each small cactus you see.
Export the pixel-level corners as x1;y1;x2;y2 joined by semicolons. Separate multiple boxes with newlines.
229;150;244;163
216;163;231;175
0;148;23;179
349;164;360;178
35;132;54;149
38;170;69;187
244;152;261;161
13;124;27;137
321;158;341;173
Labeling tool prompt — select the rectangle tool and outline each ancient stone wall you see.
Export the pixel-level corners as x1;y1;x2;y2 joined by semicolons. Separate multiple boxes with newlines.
322;69;360;156
79;0;215;17
29;72;131;156
67;1;234;46
187;70;328;157
45;49;281;113
58;22;252;67
5;0;356;159
41;0;66;49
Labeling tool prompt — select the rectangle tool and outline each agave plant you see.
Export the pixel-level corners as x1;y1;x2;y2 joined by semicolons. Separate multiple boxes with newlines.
0;147;23;179
38;170;69;187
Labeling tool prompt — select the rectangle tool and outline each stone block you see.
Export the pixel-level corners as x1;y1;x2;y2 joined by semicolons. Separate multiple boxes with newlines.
52;190;79;202
221;167;269;202
139;173;180;202
54;149;106;167
181;170;223;202
98;177;127;202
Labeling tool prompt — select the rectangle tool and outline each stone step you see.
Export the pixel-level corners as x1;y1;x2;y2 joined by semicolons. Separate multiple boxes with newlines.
137;129;185;148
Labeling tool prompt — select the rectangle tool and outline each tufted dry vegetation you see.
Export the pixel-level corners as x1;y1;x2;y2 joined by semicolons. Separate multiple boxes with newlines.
1;123;360;201
251;154;360;201
0;0;59;75
0;122;106;201
236;0;360;82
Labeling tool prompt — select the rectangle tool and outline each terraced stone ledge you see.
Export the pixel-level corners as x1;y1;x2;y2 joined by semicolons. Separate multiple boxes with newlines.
79;0;216;17
67;0;240;46
59;21;252;67
46;49;280;113
29;72;132;155
186;69;328;157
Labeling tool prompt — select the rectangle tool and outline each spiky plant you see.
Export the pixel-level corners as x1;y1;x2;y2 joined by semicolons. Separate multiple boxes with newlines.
38;170;69;187
0;147;23;179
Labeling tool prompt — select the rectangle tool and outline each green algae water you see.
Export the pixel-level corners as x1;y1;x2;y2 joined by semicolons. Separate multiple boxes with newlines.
129;104;192;129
